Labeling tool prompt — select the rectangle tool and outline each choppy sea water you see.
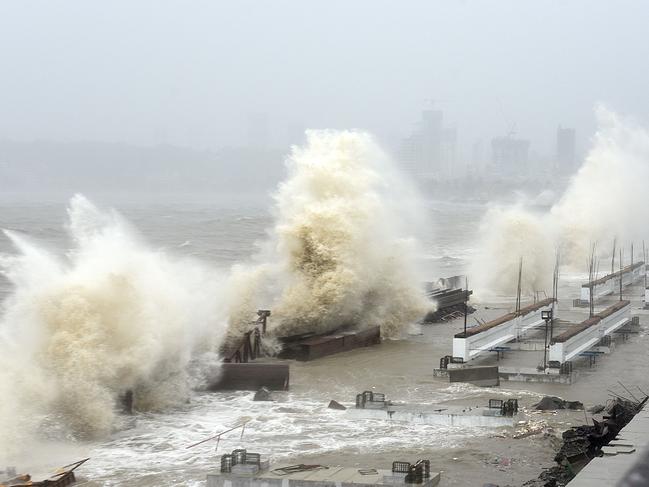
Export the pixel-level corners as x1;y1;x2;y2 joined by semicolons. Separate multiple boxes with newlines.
1;194;648;486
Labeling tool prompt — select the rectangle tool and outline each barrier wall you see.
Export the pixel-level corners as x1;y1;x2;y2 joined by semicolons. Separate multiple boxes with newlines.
549;300;630;364
453;298;554;362
208;363;290;391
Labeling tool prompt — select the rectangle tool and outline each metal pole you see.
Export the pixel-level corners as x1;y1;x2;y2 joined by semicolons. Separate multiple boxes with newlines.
543;318;549;371
463;276;468;336
642;240;647;289
620;248;623;301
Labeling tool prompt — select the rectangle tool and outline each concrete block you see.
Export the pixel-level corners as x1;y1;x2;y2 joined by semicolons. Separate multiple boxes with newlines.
208;363;290;391
448;366;499;387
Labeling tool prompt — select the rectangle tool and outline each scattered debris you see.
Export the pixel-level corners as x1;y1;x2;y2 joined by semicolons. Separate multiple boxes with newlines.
423;277;474;323
513;424;546;439
187;419;250;450
327;399;346;410
1;458;89;487
253;387;273;401
272;464;327;476
523;394;648;486
587;404;605;414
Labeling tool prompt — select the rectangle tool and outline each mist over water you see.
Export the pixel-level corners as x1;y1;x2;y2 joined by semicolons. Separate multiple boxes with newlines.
228;130;430;339
472;107;649;297
0;196;226;457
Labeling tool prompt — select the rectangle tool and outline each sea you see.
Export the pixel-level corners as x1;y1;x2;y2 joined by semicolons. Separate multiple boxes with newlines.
1;192;647;486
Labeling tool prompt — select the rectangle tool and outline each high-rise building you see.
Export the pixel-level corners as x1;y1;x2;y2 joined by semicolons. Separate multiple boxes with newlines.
556;126;576;173
491;135;530;175
441;127;458;177
470;139;485;175
399;108;456;179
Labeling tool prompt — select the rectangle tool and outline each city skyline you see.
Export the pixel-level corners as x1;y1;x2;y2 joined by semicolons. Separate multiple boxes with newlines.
1;1;647;157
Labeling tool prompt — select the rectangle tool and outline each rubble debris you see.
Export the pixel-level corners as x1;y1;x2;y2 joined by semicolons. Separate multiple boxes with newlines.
253;387;273;401
327;400;346;410
587;404;605;414
1;458;89;487
423;277;474;323
513;425;546;439
533;396;583;411
523;395;647;486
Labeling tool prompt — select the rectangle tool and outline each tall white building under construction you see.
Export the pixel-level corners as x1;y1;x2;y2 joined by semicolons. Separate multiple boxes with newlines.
490;135;530;176
399;109;457;180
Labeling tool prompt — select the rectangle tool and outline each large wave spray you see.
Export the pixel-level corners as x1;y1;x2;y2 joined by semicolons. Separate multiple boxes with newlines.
0;196;226;455
472;106;649;296
228;130;430;339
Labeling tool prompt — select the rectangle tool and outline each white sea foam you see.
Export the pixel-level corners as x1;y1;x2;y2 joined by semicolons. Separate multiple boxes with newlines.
0;195;227;458
227;130;431;339
472;106;649;296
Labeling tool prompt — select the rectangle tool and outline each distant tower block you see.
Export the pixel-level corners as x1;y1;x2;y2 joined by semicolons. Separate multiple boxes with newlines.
556;126;576;173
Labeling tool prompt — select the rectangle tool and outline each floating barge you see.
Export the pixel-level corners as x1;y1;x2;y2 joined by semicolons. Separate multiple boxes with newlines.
207;449;440;487
423;276;473;322
278;326;381;361
342;391;518;428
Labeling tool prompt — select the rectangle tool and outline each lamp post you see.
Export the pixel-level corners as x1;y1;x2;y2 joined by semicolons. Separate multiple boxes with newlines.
541;309;553;372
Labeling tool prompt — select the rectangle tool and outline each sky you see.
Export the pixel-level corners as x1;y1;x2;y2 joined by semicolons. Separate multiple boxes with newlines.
1;0;648;157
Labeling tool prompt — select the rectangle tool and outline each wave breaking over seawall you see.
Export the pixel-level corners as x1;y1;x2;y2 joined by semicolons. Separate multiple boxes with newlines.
0;195;226;456
228;130;430;340
472;106;649;297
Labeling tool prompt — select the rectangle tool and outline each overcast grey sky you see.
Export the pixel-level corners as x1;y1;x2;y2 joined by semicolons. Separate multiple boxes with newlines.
1;0;648;156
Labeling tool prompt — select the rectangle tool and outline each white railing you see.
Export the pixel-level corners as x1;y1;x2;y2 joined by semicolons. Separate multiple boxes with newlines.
453;299;554;362
549;301;630;364
580;280;615;302
581;263;645;302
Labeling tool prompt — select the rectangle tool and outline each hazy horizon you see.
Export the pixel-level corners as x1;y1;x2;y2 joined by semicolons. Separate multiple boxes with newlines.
2;0;648;160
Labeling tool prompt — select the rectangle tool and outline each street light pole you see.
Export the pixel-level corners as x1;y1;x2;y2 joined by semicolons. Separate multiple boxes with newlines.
541;309;553;372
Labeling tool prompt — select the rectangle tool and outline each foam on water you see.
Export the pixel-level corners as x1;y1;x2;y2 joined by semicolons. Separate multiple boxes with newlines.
0;195;227;459
228;130;431;340
79;389;503;486
472;106;649;297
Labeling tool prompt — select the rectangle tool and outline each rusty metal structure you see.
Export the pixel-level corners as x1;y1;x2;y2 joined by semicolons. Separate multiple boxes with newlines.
278;326;381;361
1;458;89;487
223;310;271;364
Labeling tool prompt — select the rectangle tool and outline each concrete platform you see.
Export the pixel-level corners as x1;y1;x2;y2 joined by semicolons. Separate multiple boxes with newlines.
344;402;515;427
433;365;500;386
207;465;441;487
448;365;499;386
567;404;649;486
498;367;577;384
